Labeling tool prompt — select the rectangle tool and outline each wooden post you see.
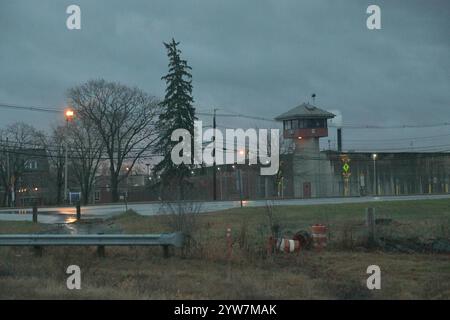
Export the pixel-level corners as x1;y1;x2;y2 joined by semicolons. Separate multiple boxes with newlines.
97;245;105;257
32;203;38;223
226;227;232;261
226;227;233;280
33;246;42;257
266;235;274;257
237;169;243;208
366;207;376;247
162;245;169;258
76;202;81;221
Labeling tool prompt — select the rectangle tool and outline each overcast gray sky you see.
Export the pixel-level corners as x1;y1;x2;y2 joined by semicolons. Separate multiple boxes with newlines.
0;0;449;151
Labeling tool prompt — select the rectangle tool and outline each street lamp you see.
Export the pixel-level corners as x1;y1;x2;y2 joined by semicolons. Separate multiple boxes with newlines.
372;153;378;196
64;108;74;203
65;109;74;119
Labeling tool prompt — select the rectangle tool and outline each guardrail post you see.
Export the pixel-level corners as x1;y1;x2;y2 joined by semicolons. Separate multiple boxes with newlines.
162;245;169;258
33;246;42;257
76;202;81;221
32;203;38;223
97;245;105;257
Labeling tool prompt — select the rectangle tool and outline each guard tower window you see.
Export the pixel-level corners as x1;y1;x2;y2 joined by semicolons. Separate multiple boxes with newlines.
306;119;326;128
284;120;292;130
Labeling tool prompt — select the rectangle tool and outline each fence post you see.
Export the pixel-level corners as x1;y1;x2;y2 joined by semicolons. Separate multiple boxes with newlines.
162;245;169;258
97;245;105;257
366;207;376;247
33;246;42;257
76;202;81;221
32;203;38;223
226;227;233;279
226;227;232;261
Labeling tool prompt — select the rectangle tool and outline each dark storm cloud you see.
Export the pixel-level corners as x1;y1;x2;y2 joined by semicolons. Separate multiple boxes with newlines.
0;0;449;149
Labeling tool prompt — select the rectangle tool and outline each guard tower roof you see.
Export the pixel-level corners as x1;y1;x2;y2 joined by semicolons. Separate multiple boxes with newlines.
275;102;335;121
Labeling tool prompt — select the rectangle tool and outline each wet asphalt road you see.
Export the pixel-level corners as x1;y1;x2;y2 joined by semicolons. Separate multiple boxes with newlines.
0;194;449;224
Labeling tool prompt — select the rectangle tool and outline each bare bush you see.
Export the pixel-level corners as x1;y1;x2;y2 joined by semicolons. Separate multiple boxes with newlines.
339;223;356;250
158;201;202;257
237;218;249;251
265;201;282;237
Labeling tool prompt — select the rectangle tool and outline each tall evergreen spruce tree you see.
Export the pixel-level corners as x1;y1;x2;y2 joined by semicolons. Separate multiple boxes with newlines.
154;39;196;200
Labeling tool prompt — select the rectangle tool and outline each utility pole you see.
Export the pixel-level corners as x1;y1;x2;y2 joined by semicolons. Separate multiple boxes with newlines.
64;109;74;204
6;137;10;207
372;153;378;196
212;108;218;201
64;139;68;203
92;175;96;205
237;167;243;207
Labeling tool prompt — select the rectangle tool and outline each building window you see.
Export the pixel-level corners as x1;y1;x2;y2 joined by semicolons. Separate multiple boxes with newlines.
305;119;325;128
284;120;292;130
94;191;100;201
292;119;299;129
24;160;38;170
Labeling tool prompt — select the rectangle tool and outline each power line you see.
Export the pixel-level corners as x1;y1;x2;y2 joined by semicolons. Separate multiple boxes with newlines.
0;103;60;113
0;147;162;161
2;128;450;155
343;133;450;143
3;102;450;130
198;107;450;129
1;140;449;164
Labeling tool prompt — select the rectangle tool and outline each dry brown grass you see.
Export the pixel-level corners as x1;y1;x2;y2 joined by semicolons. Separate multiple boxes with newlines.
0;221;48;234
0;198;449;299
0;246;448;299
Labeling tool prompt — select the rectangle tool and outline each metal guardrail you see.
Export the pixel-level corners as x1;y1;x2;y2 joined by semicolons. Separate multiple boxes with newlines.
0;233;184;247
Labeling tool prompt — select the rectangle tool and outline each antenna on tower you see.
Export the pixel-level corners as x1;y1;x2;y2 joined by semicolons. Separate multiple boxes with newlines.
311;93;316;104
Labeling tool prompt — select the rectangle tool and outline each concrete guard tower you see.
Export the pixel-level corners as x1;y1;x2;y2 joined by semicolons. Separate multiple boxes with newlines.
275;103;335;198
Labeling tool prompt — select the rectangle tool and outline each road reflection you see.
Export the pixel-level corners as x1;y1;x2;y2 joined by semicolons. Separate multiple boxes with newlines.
0;211;77;224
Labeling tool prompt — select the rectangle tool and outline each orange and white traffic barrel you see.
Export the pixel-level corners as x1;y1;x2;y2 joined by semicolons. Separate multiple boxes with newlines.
267;236;301;255
276;238;301;254
311;224;327;250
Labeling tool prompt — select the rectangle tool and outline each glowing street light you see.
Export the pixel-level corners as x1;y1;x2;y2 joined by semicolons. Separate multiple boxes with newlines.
64;108;75;203
65;109;75;120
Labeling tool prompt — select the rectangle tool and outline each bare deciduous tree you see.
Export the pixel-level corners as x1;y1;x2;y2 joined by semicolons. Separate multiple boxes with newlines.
40;126;66;205
67;117;104;205
0;122;45;206
67;79;160;202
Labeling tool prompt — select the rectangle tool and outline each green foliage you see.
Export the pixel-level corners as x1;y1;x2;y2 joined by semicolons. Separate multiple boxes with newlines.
154;39;196;198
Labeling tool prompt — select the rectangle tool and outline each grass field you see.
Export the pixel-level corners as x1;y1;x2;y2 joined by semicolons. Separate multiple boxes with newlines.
0;198;449;299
